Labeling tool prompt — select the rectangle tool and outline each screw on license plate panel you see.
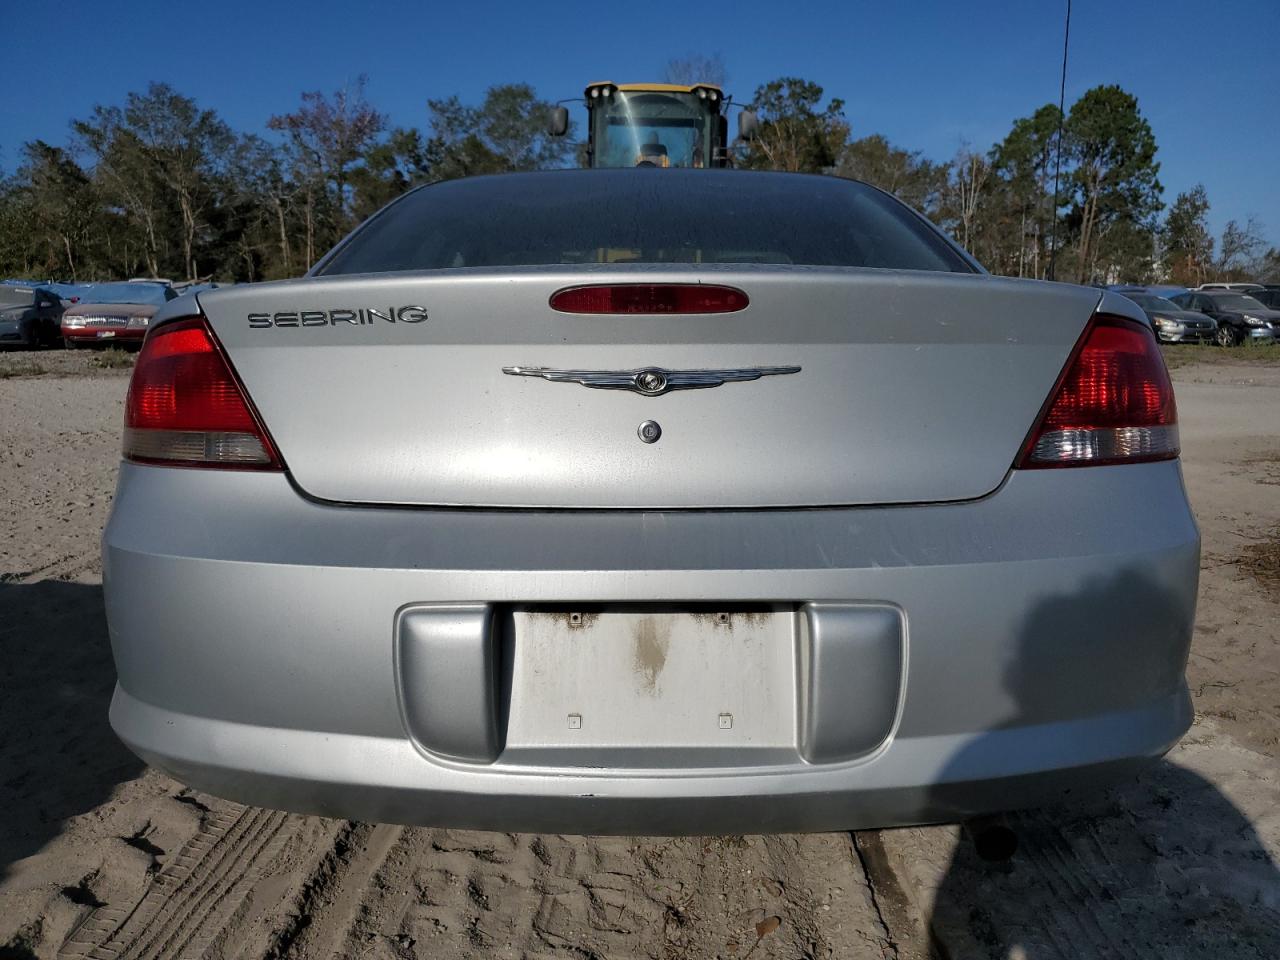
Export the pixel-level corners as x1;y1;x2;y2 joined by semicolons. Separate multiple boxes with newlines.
568;612;583;627
718;713;733;729
568;713;582;729
715;612;730;625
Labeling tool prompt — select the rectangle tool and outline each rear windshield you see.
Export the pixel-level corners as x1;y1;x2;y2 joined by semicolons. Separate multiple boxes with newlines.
316;170;975;276
0;287;36;307
80;282;173;306
1127;294;1181;311
1212;294;1265;311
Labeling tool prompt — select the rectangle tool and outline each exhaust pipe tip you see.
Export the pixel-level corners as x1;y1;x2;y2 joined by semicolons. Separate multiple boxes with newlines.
964;817;1018;862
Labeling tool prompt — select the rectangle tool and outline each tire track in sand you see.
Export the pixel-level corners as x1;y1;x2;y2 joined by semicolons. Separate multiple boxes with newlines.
59;805;300;960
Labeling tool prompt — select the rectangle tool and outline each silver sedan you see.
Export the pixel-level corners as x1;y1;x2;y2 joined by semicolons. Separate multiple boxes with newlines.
103;170;1197;835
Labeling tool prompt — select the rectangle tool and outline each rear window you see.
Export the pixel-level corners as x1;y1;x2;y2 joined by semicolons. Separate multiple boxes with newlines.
80;282;175;306
316;170;975;276
0;286;37;307
1128;294;1181;311
1212;294;1266;311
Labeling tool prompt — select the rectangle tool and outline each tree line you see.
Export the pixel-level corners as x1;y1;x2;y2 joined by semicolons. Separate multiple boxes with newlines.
741;77;1276;285
1;72;1276;286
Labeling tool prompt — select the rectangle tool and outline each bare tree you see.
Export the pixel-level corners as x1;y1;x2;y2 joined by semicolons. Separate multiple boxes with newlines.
269;76;387;239
1216;216;1267;280
663;53;728;87
946;145;991;252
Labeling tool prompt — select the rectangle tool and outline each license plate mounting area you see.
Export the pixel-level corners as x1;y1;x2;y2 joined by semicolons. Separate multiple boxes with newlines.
394;601;904;770
501;605;796;767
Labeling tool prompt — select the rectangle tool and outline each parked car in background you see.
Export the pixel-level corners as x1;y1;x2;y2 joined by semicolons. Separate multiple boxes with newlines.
1194;282;1264;293
0;285;66;348
1109;284;1188;301
43;281;95;305
1172;290;1280;345
1120;292;1217;343
3;279;91;304
60;281;177;348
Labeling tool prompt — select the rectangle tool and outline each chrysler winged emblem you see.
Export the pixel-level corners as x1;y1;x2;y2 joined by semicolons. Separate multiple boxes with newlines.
501;365;801;397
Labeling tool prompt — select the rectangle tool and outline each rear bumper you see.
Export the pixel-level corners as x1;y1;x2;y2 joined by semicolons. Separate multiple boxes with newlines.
1156;327;1214;343
103;461;1200;833
111;683;1190;834
62;327;144;343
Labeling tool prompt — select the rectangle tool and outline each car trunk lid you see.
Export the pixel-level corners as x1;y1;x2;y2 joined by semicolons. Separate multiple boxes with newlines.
197;268;1100;509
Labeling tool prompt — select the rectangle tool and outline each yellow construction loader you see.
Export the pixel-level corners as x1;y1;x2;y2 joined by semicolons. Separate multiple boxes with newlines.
550;81;757;169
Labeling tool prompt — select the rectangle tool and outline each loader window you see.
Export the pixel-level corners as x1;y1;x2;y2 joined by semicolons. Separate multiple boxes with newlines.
316;170;977;276
591;92;714;169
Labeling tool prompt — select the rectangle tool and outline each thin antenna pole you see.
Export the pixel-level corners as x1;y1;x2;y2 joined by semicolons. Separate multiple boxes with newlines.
1047;0;1071;281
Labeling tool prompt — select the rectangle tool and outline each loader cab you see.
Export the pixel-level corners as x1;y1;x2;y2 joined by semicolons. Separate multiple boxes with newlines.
583;82;728;169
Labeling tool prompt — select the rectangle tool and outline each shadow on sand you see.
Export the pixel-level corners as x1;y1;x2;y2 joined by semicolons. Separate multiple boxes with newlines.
925;567;1280;957
0;580;144;879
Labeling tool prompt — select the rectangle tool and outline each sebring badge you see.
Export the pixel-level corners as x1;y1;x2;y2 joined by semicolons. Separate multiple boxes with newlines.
501;365;801;397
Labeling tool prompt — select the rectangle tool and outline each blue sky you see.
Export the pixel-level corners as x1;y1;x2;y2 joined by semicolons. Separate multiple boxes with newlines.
3;0;1277;246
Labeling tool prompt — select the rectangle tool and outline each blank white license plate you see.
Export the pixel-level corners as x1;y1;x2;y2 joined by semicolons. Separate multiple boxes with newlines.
96;330;117;338
504;609;797;755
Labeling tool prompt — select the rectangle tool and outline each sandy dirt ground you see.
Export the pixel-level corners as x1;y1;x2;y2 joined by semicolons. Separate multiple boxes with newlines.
1;352;1277;959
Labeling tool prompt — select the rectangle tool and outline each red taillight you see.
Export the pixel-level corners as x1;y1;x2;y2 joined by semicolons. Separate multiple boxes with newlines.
1017;313;1178;468
123;316;281;469
549;284;748;314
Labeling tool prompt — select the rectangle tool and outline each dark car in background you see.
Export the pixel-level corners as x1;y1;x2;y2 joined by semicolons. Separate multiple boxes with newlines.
41;281;96;305
1195;283;1264;293
1171;290;1280;346
1121;292;1216;343
60;281;177;348
0;285;66;348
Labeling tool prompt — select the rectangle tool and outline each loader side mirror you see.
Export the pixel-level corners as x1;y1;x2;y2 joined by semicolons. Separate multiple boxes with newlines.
548;106;570;138
738;109;760;141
